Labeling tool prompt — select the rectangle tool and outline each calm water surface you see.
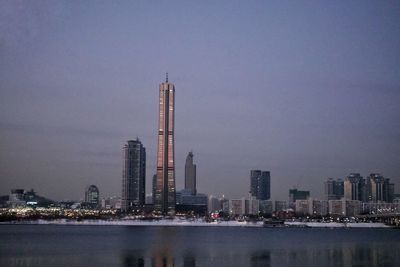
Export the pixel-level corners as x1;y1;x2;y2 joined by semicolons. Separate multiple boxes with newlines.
0;225;399;267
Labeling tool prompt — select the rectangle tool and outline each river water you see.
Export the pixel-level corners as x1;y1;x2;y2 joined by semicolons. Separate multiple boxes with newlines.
0;225;399;267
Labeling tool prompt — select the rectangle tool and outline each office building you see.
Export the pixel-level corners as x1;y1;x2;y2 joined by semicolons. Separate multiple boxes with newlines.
154;75;176;215
121;138;146;212
184;151;196;195
176;189;208;215
250;170;271;200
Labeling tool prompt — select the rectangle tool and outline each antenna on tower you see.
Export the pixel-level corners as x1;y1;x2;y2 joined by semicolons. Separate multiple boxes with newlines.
166;72;168;83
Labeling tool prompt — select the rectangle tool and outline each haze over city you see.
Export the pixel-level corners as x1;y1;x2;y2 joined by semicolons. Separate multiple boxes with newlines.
1;1;399;201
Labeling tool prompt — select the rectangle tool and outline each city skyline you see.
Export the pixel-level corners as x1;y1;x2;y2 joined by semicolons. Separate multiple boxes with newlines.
1;1;399;201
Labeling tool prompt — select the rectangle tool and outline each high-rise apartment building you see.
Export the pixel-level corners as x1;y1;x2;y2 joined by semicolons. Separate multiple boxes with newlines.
367;173;394;203
344;173;366;201
250;170;261;198
258;171;271;200
324;178;344;200
250;170;271;200
121;139;146;212
154;75;176;215
184;151;196;195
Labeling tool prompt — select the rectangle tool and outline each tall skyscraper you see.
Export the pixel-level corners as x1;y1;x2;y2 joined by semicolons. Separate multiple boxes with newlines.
185;151;197;195
258;171;271;200
154;74;176;215
250;170;261;198
121;138;146;212
250;170;271;200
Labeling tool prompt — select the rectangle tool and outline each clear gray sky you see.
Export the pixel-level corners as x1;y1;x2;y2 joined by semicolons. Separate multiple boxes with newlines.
1;1;399;201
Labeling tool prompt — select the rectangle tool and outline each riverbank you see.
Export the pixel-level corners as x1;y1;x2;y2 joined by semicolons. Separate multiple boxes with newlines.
0;219;392;228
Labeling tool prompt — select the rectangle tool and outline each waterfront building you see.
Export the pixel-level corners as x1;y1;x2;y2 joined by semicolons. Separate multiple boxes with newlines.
85;185;99;208
250;170;271;200
324;178;344;200
221;198;230;213
154;75;176;215
328;199;346;216
295;199;309;216
259;200;273;215
345;200;361;216
361;202;400;214
101;196;121;210
229;196;259;216
229;199;245;216
327;199;361;217
184;151;196;195
289;188;310;208
309;199;329;216
121;138;146;212
176;189;208;215
208;195;222;213
274;201;288;212
6;189;54;208
246;196;259;215
294;198;328;216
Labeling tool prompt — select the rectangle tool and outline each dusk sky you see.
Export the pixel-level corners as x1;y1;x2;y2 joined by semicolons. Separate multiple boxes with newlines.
1;1;399;201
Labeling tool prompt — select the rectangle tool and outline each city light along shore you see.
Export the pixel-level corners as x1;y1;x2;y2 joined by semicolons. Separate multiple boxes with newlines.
1;218;391;228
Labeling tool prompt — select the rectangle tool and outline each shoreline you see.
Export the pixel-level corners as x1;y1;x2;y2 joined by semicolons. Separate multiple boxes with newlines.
0;219;392;228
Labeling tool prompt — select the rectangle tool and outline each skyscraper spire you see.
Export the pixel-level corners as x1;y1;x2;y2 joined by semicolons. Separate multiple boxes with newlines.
166;72;168;83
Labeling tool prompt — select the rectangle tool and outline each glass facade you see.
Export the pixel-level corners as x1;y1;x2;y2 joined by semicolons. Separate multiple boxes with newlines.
154;78;176;215
121;139;146;212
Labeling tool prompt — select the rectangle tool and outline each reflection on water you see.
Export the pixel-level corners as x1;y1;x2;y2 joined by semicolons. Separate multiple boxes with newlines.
151;248;174;267
251;251;271;267
0;225;399;267
121;246;395;267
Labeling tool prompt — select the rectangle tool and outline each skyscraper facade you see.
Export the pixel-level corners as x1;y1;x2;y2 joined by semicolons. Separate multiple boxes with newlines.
154;75;176;215
121;138;146;212
250;170;271;200
185;151;197;195
367;173;394;203
250;170;261;198
324;178;344;200
344;173;366;201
